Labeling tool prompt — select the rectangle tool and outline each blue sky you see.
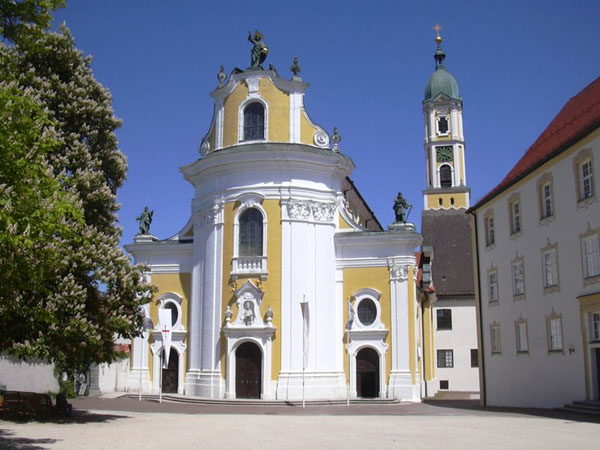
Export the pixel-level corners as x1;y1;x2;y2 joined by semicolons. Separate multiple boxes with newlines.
52;0;599;242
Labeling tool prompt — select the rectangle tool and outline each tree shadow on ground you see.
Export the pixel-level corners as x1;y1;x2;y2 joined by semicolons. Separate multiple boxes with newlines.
0;409;130;425
0;429;59;450
423;399;600;424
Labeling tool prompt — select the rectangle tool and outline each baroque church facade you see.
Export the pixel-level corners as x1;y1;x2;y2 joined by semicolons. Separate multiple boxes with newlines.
125;37;429;401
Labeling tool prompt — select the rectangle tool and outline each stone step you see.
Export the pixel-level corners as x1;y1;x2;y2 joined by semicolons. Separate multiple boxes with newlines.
122;393;401;407
560;401;600;415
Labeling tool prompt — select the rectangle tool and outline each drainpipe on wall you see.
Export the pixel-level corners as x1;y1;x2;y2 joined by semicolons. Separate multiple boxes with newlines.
469;209;487;407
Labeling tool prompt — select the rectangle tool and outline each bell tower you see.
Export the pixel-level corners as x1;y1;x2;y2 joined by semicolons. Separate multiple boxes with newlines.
422;25;469;210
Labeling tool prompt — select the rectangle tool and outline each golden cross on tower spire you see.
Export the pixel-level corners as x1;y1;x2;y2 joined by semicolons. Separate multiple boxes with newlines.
433;23;443;43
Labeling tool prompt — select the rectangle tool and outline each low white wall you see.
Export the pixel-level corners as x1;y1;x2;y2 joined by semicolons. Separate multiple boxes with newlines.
0;354;59;393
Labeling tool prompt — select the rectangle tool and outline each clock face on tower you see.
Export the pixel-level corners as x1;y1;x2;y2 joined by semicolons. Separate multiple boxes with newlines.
436;146;453;163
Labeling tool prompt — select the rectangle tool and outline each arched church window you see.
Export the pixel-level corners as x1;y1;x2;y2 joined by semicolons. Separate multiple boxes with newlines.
440;164;452;188
239;208;263;256
243;102;264;141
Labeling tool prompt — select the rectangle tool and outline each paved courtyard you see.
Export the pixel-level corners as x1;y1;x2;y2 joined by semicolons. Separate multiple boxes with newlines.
1;398;598;450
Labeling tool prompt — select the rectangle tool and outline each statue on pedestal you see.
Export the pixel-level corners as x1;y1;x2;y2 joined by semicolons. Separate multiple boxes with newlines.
393;193;410;223
248;30;268;69
136;206;153;235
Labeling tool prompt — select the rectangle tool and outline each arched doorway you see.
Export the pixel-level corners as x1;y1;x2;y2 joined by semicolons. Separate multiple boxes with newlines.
236;342;262;399
356;347;379;398
161;348;179;393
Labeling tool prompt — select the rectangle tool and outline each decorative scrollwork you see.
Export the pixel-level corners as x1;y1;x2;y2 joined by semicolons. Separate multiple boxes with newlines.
389;264;409;282
313;130;330;148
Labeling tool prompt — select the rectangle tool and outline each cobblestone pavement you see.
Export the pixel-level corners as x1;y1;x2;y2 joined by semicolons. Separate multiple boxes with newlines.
1;397;598;450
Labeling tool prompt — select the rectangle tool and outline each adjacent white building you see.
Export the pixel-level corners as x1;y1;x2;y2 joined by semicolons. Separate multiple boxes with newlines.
470;76;600;408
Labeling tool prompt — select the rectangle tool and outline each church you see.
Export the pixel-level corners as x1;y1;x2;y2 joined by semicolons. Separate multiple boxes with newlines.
122;32;454;401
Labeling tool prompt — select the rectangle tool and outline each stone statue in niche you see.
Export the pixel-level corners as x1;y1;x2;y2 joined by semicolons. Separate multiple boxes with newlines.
242;300;255;326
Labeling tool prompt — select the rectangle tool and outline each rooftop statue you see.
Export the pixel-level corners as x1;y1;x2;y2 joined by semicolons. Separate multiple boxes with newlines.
248;30;268;69
393;192;411;223
136;206;153;235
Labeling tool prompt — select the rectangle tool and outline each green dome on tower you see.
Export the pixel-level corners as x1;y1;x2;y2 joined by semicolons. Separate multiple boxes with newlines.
424;36;461;102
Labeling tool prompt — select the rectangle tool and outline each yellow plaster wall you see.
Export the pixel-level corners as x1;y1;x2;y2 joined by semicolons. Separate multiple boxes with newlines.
338;213;352;230
422;300;435;381
342;267;392;381
300;110;318;145
220;199;282;381
425;192;469;209
258;78;290;142
222;82;249;148
147;272;192;380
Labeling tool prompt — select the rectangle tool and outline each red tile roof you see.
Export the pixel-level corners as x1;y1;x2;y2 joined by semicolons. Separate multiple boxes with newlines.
472;76;600;209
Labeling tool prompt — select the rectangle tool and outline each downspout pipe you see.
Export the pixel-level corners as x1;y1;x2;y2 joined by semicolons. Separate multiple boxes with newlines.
468;209;486;406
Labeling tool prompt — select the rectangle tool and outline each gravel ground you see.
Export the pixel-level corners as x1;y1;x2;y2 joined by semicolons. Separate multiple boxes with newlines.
0;398;598;450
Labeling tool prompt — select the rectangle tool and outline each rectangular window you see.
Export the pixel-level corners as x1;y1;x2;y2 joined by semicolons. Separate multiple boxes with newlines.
547;317;563;351
437;309;452;330
470;349;479;368
491;325;501;354
593;312;600;341
510;201;521;234
543;248;558;288
439;380;449;390
486;216;495;246
541;182;553;218
582;234;600;279
437;349;454;368
512;260;525;296
516;322;528;353
488;271;498;303
580;160;594;200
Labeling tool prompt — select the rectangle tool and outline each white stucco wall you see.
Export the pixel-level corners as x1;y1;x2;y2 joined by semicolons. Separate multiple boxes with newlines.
434;301;480;392
0;355;59;393
475;132;599;408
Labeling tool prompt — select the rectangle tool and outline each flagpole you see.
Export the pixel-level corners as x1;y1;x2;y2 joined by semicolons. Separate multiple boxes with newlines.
302;295;306;409
159;349;163;404
138;336;143;401
346;327;350;407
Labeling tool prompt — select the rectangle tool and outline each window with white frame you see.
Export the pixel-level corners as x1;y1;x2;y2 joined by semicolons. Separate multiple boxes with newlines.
579;159;594;200
515;321;528;353
437;349;454;368
491;324;501;354
542;247;559;288
547;315;563;352
239;208;263;256
512;258;525;297
540;181;554;218
592;312;600;341
436;114;450;135
581;232;600;279
488;270;498;303
510;199;521;234
243;102;265;141
485;215;495;246
439;164;453;188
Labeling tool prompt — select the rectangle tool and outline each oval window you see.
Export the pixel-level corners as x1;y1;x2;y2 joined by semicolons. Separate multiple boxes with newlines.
357;298;377;326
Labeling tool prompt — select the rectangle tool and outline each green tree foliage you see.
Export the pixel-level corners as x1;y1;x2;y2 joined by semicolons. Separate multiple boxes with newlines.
0;1;154;380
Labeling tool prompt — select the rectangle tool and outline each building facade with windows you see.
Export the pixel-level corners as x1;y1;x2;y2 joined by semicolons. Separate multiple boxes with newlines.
123;47;432;401
470;76;600;408
420;34;480;396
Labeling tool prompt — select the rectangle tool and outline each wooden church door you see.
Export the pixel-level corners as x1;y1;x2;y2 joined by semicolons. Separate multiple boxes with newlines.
356;347;379;398
236;342;262;399
161;348;179;393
